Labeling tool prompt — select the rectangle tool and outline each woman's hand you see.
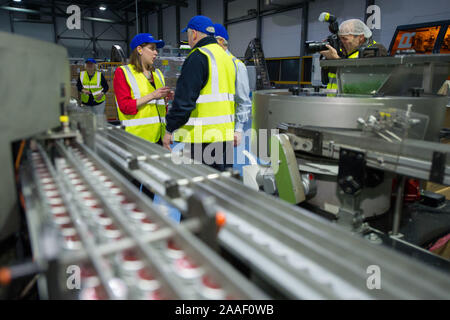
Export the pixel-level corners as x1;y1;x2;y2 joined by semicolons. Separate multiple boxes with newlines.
151;86;170;99
137;87;170;108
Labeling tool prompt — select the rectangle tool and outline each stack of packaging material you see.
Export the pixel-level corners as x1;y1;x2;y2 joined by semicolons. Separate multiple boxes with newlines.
153;57;185;91
70;64;83;100
97;62;123;121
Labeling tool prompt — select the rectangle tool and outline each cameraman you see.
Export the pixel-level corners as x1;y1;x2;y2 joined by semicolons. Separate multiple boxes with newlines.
320;19;387;92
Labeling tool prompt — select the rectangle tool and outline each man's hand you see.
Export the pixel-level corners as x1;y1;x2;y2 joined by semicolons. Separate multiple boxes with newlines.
82;89;90;95
234;131;243;147
94;92;104;100
165;90;175;102
320;44;340;60
162;132;173;151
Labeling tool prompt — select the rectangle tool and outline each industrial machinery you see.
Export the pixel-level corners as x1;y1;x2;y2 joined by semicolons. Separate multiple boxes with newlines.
0;31;69;243
1;32;450;300
244;38;272;90
10;115;450;300
247;52;450;276
110;45;126;63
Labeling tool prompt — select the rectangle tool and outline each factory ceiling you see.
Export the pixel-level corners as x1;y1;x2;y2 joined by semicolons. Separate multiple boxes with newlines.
0;0;189;16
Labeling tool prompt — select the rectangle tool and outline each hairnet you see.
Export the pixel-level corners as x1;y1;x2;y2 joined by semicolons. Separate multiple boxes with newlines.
338;19;372;38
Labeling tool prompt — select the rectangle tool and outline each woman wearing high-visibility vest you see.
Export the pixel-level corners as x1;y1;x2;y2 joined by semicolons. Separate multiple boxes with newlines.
113;33;173;144
77;58;109;115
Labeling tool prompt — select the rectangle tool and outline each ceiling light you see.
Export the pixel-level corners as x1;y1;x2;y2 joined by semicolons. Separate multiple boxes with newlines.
99;5;107;11
13;0;22;2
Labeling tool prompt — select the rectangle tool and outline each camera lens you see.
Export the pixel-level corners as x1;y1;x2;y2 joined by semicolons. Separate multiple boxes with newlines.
306;41;329;53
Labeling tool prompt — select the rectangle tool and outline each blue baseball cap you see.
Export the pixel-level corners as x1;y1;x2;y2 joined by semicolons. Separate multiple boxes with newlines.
181;15;215;35
85;58;97;64
213;23;229;41
130;33;165;51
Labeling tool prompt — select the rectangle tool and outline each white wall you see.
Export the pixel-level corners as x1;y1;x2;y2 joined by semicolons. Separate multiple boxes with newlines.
0;11;12;32
228;20;258;57
148;12;158;37
144;0;196;44
262;9;302;57
162;6;177;47
228;0;257;20
180;0;198;35
203;0;224;25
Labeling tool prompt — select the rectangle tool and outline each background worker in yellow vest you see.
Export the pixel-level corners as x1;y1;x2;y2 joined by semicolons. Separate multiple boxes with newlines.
77;58;109;115
113;33;172;145
319;19;388;92
213;23;251;148
162;16;237;172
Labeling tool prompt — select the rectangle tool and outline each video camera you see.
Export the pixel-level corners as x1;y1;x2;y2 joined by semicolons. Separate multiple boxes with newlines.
305;12;343;57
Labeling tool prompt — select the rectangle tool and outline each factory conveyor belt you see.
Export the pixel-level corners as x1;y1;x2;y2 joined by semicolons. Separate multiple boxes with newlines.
19;137;266;300
88;125;450;299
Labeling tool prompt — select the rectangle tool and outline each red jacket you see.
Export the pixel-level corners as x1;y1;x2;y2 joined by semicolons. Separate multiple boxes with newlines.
113;67;138;115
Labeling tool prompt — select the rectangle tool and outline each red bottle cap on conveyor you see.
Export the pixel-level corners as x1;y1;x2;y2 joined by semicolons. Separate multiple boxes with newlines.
173;256;203;279
144;290;166;300
138;268;156;281
80;285;108;300
202;275;221;289
122;249;139;261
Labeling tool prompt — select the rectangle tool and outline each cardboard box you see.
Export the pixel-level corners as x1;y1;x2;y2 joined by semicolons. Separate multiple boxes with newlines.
70;85;79;99
422;136;450;199
105;103;118;121
444;107;450;128
70;64;82;83
424;181;450;200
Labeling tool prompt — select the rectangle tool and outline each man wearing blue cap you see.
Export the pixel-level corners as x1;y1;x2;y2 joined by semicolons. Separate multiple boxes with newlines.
77;58;109;115
162;16;237;172
214;23;251;147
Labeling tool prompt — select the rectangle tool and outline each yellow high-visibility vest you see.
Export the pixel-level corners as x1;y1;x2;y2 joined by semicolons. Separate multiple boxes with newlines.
116;64;166;143
228;51;243;74
227;50;244;110
80;71;106;103
174;43;236;143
